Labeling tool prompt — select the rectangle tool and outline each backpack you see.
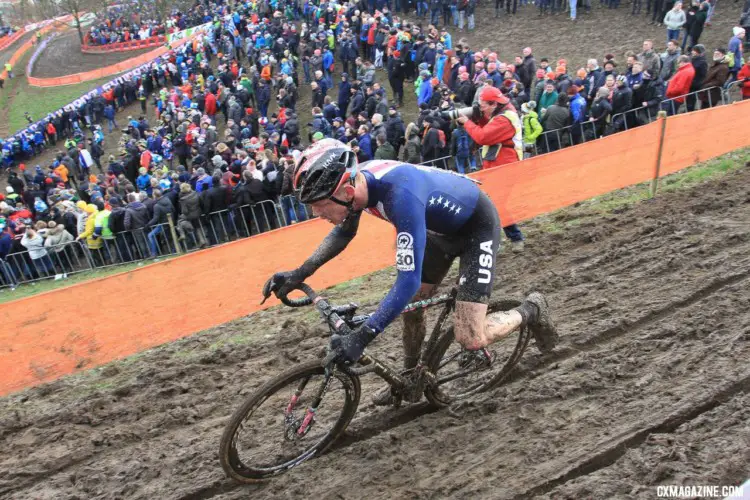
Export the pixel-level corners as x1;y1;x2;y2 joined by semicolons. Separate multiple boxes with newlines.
34;198;48;213
436;129;446;149
726;52;735;68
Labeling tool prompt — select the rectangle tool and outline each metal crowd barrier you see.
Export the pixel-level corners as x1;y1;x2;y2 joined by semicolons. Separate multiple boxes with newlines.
609;104;657;132
723;79;746;104
535;120;599;155
659;86;724;115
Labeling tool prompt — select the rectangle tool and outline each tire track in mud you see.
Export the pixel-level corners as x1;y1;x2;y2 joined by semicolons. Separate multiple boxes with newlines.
4;258;750;500
166;273;750;500
514;371;750;499
503;266;750;383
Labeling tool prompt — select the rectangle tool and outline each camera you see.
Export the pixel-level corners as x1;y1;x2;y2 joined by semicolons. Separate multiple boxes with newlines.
442;104;481;122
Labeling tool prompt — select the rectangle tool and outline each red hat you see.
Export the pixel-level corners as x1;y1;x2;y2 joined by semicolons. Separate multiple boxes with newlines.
430;77;439;86
393;50;401;58
19;164;25;171
45;177;53;184
479;86;510;104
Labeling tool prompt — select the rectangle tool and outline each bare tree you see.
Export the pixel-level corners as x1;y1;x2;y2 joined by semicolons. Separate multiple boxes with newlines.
57;0;107;45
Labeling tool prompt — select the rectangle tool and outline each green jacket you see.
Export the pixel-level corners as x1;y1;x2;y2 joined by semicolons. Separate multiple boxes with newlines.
95;209;114;239
523;111;543;144
538;90;558;114
374;142;397;160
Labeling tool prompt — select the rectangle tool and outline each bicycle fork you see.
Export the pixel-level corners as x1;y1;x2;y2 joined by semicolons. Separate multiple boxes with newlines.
284;374;332;439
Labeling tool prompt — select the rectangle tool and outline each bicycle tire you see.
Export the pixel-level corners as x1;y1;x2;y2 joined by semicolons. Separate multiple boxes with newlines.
219;359;360;483
424;298;531;407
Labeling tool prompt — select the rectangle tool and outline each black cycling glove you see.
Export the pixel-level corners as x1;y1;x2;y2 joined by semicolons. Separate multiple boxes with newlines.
262;267;311;300
329;324;378;365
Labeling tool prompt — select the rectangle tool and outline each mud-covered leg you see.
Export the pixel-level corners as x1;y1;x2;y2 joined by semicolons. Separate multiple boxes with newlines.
402;285;436;370
373;284;437;406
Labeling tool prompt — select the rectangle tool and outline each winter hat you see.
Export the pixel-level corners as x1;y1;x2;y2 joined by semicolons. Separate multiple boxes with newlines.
430;77;439;86
733;27;745;36
85;203;98;214
597;87;610;99
555;65;567;75
5;186;12;194
76;200;87;210
312;131;324;140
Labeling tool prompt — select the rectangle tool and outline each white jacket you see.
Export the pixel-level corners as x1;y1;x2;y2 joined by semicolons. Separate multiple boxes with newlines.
21;232;48;259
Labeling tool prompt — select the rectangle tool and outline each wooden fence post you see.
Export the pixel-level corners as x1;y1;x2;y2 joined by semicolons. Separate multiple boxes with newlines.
651;110;668;197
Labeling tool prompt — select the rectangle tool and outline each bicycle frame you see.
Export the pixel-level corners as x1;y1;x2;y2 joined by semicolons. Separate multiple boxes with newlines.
331;289;458;395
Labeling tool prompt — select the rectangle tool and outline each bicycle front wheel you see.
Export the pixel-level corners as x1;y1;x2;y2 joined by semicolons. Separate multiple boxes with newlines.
219;360;360;483
425;298;532;407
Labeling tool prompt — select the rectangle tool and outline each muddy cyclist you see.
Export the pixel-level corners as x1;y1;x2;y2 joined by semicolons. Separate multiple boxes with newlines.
263;138;559;406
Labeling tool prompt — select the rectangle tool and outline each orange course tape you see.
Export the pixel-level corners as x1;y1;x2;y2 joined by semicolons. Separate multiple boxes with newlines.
26;33;198;87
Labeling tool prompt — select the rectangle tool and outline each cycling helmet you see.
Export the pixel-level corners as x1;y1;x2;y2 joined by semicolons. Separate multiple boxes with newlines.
293;138;357;204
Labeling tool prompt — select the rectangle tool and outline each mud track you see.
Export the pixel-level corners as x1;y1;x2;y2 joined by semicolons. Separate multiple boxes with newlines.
1;161;750;499
30;30;153;78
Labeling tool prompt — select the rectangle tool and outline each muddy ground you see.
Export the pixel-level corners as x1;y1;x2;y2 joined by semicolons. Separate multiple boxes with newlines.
1;158;750;499
1;4;749;499
30;30;154;78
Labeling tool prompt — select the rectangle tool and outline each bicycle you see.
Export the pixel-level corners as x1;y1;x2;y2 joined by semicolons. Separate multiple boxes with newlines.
219;283;532;483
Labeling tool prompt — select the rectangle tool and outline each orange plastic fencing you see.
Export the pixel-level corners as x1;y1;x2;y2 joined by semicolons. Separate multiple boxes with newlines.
475;120;663;226
0;30;26;52
659;98;750;177
1;103;749;396
0;18;71;80
81;35;166;53
27;34;195;87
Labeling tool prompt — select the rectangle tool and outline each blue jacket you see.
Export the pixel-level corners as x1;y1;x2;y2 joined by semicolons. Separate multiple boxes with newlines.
322;51;334;72
418;79;433;106
338;81;351;110
0;232;11;259
570;93;587;123
358;133;372;160
729;36;743;71
435;55;447;82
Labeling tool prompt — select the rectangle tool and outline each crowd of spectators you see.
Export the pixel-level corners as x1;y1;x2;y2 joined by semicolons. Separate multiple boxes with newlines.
84;3;207;46
2;0;750;289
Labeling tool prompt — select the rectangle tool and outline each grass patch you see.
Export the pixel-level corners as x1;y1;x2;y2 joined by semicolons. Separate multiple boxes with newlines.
0;256;176;304
0;49;112;135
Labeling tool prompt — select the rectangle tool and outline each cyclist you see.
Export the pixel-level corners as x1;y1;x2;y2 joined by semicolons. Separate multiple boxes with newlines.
263;138;559;405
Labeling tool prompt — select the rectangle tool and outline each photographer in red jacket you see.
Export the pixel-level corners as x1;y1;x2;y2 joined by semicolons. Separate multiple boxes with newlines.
456;86;523;169
456;86;526;252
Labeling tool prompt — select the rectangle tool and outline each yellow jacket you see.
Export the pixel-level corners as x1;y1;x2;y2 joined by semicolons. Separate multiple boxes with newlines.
78;212;103;249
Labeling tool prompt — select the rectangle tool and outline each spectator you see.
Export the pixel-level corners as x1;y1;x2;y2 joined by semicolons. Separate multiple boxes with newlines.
520;102;542;156
664;55;696;114
373;134;397;160
402;123;423;164
699;48;729;107
664;2;686;44
146;189;174;258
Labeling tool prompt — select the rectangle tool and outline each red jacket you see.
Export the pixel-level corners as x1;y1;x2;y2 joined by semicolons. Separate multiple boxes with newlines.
665;63;695;103
463;110;521;169
738;63;750;98
204;92;217;115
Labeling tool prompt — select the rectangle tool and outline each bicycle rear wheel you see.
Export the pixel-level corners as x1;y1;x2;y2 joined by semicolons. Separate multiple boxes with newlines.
219;360;360;483
424;298;532;407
